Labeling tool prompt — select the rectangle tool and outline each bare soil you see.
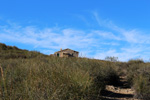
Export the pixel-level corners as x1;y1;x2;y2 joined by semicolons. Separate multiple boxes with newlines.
101;76;140;100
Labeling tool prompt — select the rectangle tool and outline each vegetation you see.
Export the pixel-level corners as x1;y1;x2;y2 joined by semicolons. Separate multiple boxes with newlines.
0;43;43;59
0;43;119;100
1;43;150;100
115;59;150;100
126;60;150;100
105;56;118;62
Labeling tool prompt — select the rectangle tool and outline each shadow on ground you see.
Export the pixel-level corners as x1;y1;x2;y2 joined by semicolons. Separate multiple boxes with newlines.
108;76;131;88
101;76;134;100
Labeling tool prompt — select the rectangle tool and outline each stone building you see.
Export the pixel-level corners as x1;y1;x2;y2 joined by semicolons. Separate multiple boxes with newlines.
54;48;79;57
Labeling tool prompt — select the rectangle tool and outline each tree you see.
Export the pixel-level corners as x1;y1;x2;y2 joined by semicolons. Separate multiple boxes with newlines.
105;56;118;62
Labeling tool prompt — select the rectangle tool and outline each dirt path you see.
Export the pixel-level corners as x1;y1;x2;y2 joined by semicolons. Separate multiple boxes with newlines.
101;76;140;100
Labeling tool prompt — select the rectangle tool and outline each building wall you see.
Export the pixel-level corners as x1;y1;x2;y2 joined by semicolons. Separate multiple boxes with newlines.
64;50;79;57
54;52;63;57
54;49;79;57
63;54;69;57
72;52;78;57
59;52;64;57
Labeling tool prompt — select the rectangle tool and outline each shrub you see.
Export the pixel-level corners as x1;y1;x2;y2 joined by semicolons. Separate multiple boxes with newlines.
0;43;119;100
133;75;150;100
126;60;150;100
0;57;119;100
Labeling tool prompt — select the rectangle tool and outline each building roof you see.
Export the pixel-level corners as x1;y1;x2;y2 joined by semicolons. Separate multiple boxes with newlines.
55;48;79;53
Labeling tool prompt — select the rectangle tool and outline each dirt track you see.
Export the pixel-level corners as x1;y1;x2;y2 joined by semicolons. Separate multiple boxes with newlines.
101;76;140;100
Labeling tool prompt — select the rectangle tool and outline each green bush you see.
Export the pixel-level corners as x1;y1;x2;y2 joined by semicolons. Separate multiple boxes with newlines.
0;43;119;100
126;60;150;100
0;43;44;59
133;75;150;100
0;57;119;100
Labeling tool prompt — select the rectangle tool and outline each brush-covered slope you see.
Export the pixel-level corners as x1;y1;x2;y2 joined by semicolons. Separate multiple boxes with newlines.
0;43;44;59
0;43;119;100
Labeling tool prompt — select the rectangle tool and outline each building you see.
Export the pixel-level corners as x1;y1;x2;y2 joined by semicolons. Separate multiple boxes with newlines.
54;48;79;57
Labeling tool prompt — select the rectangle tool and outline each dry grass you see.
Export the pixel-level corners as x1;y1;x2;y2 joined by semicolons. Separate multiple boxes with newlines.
0;50;119;100
121;60;150;100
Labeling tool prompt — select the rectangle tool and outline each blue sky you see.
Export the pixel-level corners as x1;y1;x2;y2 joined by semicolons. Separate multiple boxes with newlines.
0;0;150;61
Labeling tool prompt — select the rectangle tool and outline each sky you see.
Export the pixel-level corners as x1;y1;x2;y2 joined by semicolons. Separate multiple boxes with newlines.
0;0;150;61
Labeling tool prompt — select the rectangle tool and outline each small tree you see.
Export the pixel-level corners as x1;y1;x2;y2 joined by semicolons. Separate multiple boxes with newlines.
105;56;118;62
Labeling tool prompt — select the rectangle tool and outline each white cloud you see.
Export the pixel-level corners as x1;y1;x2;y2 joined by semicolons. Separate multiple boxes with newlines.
93;11;150;44
92;30;121;40
0;23;97;53
91;11;150;61
1;12;150;61
93;43;150;61
94;49;140;61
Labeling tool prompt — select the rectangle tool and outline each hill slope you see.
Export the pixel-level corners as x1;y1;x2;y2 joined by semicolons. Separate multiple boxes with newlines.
0;43;120;100
0;43;44;59
0;43;149;100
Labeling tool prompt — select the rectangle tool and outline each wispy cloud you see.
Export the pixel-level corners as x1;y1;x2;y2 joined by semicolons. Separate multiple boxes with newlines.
0;23;99;55
0;26;92;49
1;12;150;61
94;45;150;61
92;11;150;61
92;30;121;40
93;11;150;44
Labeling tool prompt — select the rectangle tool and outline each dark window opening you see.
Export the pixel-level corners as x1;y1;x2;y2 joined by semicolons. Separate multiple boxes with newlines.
57;53;59;57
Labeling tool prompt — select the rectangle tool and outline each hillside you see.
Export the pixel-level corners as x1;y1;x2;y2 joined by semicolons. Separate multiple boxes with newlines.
0;43;150;100
0;43;44;59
